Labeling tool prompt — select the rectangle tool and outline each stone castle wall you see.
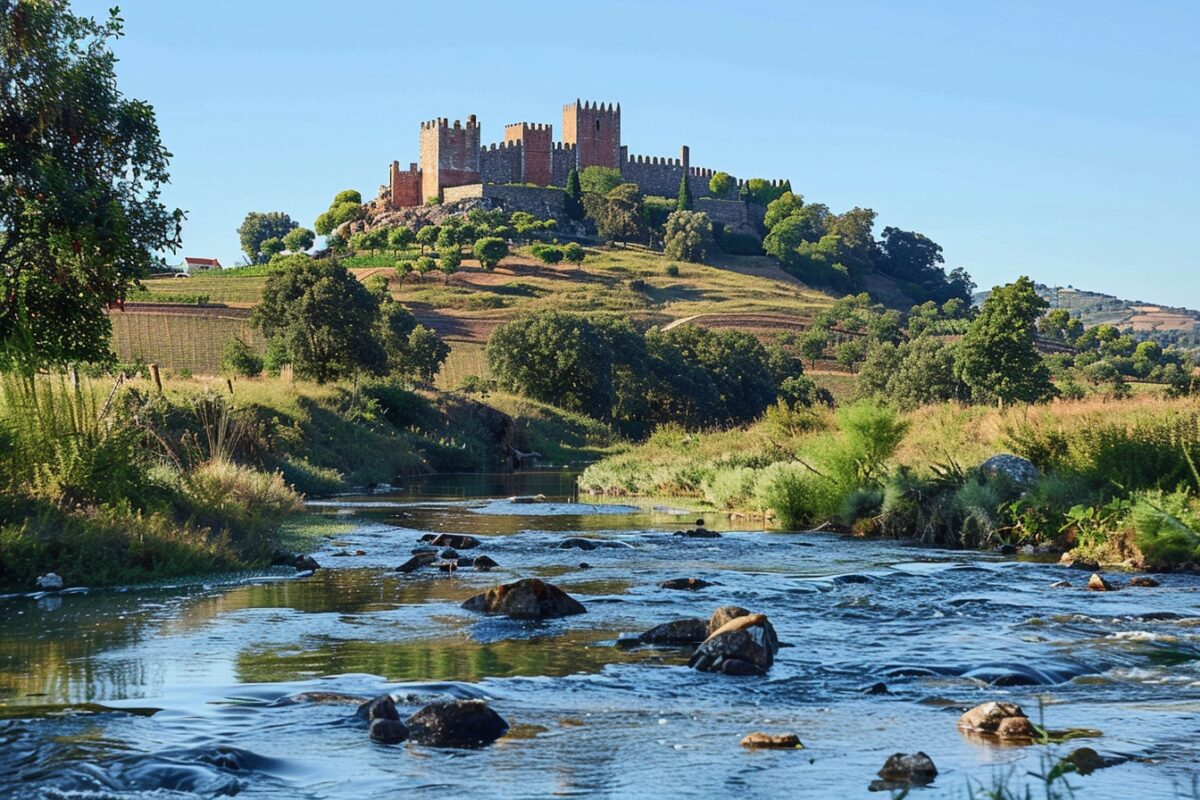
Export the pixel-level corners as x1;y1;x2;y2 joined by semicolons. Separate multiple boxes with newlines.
442;184;567;219
479;140;523;185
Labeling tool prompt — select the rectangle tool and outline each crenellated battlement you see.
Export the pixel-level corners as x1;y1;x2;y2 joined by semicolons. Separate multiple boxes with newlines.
390;98;787;208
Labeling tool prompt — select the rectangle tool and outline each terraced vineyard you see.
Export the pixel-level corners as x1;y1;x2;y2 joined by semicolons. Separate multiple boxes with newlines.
109;307;265;373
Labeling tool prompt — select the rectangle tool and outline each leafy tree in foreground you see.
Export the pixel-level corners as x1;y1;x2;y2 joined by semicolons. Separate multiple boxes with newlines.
0;1;183;370
252;259;385;383
238;211;296;264
663;210;713;263
956;276;1054;407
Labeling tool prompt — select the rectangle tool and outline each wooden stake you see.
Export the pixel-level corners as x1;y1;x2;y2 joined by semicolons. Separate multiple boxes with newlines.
149;363;162;393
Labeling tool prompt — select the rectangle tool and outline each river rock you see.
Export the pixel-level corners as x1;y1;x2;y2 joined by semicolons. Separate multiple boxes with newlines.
358;694;401;722
1130;576;1160;587
659;577;715;591
509;494;547;504
461;578;586;619
1060;552;1100;571
1050;580;1072;589
863;682;889;695
874;751;938;787
639;617;708;645
473;555;499;571
429;533;480;550
1065;746;1126;775
688;613;779;675
406;700;509;747
740;731;803;749
674;527;721;539
440;548;460;560
1088;573;1116;591
708;605;751;636
35;573;64;591
978;454;1040;487
294;555;320;572
558;537;598;551
397;552;437;573
957;702;1035;739
436;560;458;572
369;718;409;744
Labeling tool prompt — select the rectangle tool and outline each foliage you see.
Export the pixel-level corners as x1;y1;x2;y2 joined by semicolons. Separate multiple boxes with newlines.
221;337;263;378
0;1;184;370
957;277;1054;406
401;326;450;384
562;242;585;266
708;171;733;197
314;189;363;236
252;258;385;383
858;337;964;408
663;210;713;263
564;168;585;221
741;178;791;206
238;211;296;264
1129;489;1200;569
677;173;693;211
282;227;315;253
473;237;509;270
530;244;564;266
579;166;624;196
591;183;645;246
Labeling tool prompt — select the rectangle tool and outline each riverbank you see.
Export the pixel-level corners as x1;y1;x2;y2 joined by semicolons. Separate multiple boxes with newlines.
579;395;1200;571
0;372;624;592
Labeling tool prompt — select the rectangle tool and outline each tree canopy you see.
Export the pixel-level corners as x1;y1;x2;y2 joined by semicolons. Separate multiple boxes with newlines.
956;277;1054;406
238;212;296;264
0;1;183;370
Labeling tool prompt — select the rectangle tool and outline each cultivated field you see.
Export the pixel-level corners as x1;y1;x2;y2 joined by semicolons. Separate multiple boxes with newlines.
109;307;264;374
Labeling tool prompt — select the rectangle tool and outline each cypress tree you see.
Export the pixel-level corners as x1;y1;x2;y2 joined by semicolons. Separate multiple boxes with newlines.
677;173;693;211
565;169;584;221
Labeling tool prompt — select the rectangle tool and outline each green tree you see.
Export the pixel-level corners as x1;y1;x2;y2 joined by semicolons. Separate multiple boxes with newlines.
650;324;776;424
741;178;790;206
238;211;296;264
394;261;413;287
595;183;644;246
663;210;713;263
283;227;315;253
677;173;693;211
858;338;962;409
0;2;184;370
530;244;564;266
252;259;386;383
473;237;508;271
221;336;263;377
835;339;867;372
439;247;461;280
402;325;450;384
413;255;436;280
314;190;363;236
956;276;1054;406
376;300;417;370
579;166;624;196
260;237;285;261
562;242;585;267
564;168;585;221
436;227;459;255
708;172;733;197
388;226;415;252
415;225;440;254
798;329;827;367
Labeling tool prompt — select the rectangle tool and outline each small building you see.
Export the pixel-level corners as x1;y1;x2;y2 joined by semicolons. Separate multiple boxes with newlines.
183;257;222;273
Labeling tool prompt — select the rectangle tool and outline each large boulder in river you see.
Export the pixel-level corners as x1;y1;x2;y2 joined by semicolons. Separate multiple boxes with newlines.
429;533;480;550
871;752;938;790
406;700;509;747
639;617;709;645
461;578;586;619
957;702;1035;740
978;454;1040;487
688;613;779;675
708;605;751;636
35;573;64;591
396;552;437;573
357;693;400;722
369;718;409;744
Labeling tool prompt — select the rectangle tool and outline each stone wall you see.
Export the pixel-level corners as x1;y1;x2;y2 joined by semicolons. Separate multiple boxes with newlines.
551;143;577;187
440;184;567;219
505;123;553;186
479;141;522;185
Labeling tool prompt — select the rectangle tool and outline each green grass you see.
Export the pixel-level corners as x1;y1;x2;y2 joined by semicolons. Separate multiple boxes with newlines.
139;274;267;305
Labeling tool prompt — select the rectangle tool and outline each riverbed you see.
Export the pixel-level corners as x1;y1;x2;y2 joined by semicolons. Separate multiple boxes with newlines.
2;473;1198;798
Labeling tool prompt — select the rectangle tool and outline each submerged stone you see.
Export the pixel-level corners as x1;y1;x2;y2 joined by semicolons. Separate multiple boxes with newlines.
406;700;508;747
1129;575;1160;587
396;552;437;573
639;617;708;645
658;577;716;591
429;533;480;549
473;555;499;571
369;718;409;744
871;751;938;790
958;702;1035;740
461;578;586;619
741;731;803;749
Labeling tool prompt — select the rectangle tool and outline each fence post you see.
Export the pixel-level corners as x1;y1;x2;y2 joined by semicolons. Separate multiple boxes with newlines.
149;363;163;393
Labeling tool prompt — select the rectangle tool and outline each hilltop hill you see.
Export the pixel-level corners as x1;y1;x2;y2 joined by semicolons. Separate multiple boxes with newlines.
113;245;841;382
976;282;1200;348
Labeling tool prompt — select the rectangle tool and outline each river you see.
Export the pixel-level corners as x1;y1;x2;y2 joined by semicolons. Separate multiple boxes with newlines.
2;473;1198;798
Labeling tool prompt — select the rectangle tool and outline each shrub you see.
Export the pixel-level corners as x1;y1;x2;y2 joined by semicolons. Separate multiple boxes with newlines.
703;466;760;510
663;210;713;263
1130;489;1200;569
665;264;680;277
222;337;264;378
715;229;763;256
753;462;836;529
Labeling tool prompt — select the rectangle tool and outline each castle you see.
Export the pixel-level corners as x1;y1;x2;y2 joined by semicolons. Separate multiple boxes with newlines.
386;99;786;214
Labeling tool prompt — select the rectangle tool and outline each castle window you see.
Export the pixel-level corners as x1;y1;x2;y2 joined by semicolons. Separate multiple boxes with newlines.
595;119;600;131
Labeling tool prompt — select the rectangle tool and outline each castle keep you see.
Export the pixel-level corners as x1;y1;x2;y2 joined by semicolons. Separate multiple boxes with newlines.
387;99;784;214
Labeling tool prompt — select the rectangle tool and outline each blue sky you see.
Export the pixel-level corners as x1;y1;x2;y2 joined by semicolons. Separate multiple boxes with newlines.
76;1;1199;305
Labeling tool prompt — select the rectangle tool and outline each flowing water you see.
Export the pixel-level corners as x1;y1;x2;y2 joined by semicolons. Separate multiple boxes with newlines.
2;473;1199;798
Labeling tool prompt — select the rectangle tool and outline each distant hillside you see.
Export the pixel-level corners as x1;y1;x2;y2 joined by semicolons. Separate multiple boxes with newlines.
975;282;1200;349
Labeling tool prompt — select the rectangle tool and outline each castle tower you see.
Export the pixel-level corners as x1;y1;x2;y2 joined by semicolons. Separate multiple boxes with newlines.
562;100;621;171
389;161;422;208
419;115;481;201
505;122;553;186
